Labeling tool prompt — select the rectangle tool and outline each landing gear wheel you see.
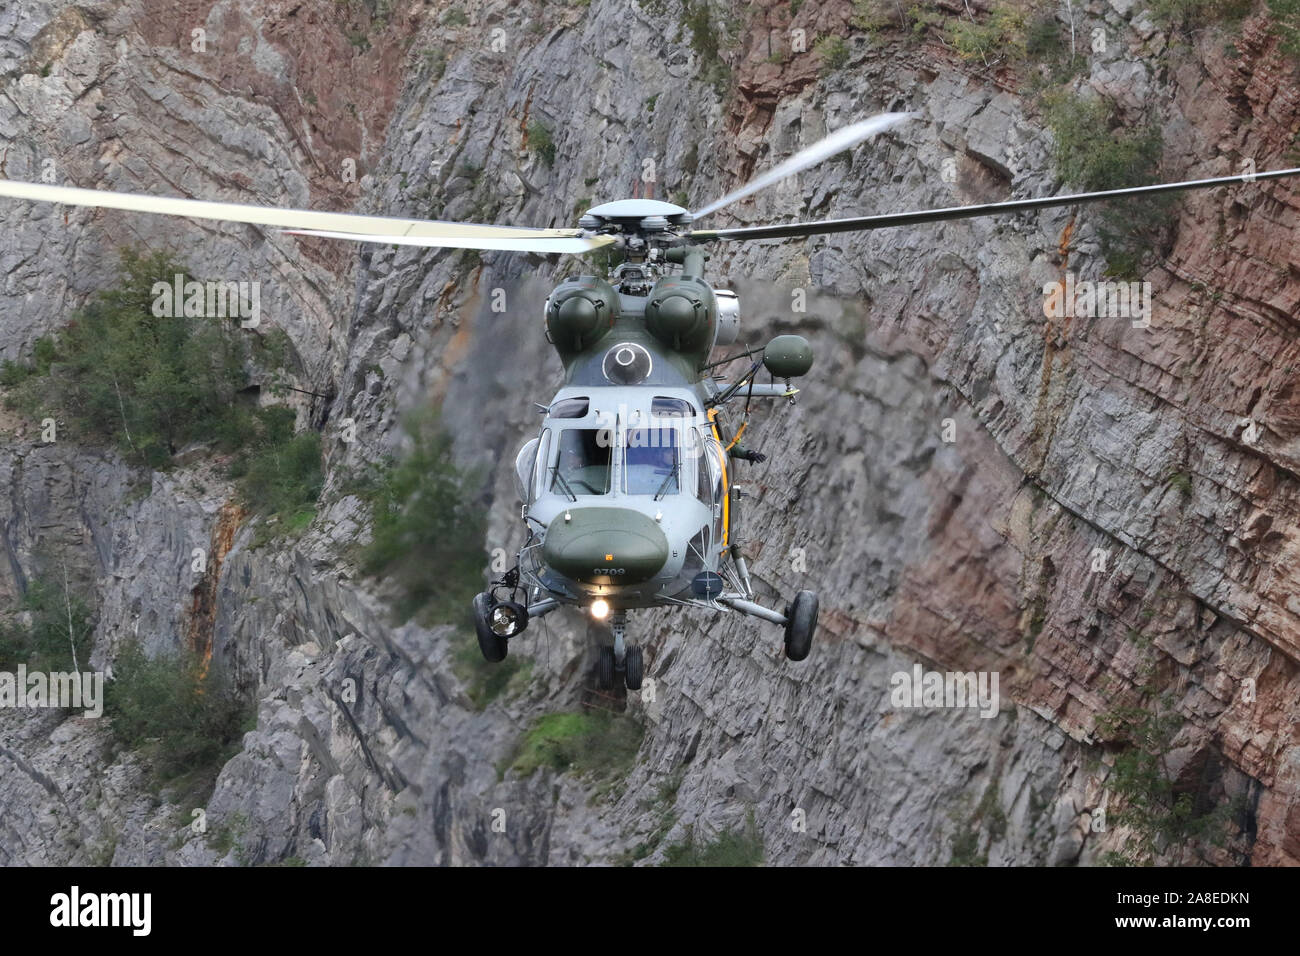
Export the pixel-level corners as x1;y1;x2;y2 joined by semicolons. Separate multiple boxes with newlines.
783;590;818;662
625;647;643;691
473;592;508;663
597;646;616;690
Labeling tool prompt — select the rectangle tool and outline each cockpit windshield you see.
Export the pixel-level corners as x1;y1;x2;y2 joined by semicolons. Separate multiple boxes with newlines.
552;428;611;496
625;427;680;497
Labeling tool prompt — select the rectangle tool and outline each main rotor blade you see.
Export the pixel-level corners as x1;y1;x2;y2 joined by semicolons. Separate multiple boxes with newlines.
690;167;1300;242
283;228;614;253
0;178;597;252
692;112;916;220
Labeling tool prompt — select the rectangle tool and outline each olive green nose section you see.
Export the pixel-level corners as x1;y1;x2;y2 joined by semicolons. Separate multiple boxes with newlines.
543;508;669;585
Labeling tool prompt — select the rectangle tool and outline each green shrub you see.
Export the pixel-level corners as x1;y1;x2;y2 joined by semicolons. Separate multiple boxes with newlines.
1096;693;1238;865
661;812;764;866
814;35;850;73
206;811;249;857
4;249;290;469
947;776;1005;865
1268;0;1300;58
850;0;895;33
421;47;448;79
353;410;486;624
1167;471;1193;497
682;0;731;94
1151;0;1252;27
526;121;557;167
855;3;1083;83
913;6;948;37
504;710;643;779
0;575;94;673
1041;91;1169;278
1041;91;1162;192
104;641;253;797
617;772;684;864
229;407;323;539
0;336;57;387
1020;14;1087;88
948;823;988;866
0;360;28;388
948;6;1027;63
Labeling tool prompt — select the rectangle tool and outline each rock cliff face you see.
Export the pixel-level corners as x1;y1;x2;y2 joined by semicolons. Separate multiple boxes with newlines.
2;0;1298;865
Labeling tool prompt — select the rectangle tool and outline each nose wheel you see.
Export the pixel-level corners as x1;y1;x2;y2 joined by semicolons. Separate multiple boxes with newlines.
596;611;643;691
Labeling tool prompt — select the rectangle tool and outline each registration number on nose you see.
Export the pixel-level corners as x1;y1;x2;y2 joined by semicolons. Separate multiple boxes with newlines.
594;568;625;575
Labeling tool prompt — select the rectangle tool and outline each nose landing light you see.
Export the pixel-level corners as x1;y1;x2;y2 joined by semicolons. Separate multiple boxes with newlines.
489;600;529;637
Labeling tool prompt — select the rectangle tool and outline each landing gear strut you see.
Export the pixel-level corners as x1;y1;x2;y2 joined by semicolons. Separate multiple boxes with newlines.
716;587;820;661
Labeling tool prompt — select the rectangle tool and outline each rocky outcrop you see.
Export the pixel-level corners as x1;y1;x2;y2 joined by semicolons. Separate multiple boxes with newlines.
1;0;1297;865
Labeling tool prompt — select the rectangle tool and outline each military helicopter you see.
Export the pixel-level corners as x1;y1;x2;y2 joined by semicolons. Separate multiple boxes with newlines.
3;113;1298;692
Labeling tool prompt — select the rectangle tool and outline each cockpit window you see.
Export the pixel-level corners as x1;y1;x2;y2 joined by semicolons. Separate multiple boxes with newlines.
651;397;695;418
550;397;589;418
552;428;611;496
625;427;680;497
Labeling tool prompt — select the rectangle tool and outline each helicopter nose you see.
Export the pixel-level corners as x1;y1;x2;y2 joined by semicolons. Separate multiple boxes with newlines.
543;507;669;585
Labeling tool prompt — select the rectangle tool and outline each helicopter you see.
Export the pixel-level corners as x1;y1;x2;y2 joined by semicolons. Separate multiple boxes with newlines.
3;113;1298;692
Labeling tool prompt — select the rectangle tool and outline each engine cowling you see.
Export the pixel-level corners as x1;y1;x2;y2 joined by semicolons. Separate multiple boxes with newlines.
644;274;716;355
545;275;620;355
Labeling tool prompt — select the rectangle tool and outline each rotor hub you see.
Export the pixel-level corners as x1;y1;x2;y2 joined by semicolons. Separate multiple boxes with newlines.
578;199;698;288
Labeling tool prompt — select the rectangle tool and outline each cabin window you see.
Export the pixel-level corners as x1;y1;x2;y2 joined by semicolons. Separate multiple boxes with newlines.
550;397;589;419
651;396;695;419
624;427;680;497
551;428;611;496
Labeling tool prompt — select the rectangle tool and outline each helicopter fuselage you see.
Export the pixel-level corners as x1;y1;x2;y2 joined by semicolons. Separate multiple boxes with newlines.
517;380;729;612
467;198;820;679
